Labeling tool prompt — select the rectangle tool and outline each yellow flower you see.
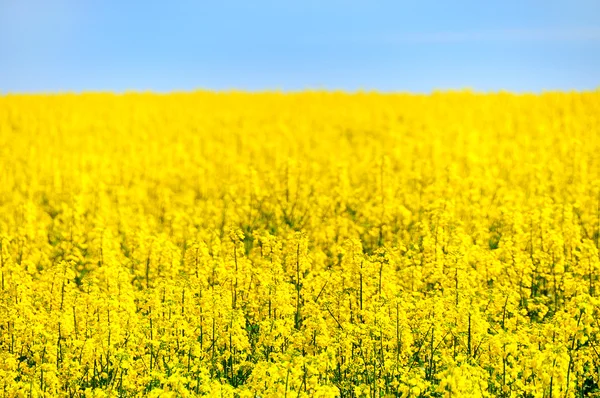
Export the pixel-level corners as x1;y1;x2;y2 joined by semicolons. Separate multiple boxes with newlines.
0;91;599;396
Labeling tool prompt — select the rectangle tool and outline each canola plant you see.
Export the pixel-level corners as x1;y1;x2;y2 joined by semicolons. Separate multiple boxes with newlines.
0;91;600;397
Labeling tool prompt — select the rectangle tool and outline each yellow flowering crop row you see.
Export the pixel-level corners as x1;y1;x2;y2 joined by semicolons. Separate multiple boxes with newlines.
0;91;599;397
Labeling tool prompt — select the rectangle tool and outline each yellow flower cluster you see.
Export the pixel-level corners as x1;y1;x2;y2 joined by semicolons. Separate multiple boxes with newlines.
0;91;599;397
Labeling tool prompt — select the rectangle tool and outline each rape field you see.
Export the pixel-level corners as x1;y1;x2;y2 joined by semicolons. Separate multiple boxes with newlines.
0;91;599;397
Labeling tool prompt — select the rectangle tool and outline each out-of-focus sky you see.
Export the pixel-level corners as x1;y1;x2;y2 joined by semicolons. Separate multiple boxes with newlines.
1;0;599;93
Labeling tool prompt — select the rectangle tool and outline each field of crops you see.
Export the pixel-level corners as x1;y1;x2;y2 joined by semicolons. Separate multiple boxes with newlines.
0;91;599;397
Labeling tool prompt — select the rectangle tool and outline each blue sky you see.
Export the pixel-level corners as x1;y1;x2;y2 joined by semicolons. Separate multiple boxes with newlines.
1;0;599;93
